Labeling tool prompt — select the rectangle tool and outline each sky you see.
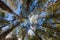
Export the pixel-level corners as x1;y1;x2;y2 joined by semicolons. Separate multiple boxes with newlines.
2;0;57;35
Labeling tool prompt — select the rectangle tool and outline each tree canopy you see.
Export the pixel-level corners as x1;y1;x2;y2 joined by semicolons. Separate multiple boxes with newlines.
0;0;60;40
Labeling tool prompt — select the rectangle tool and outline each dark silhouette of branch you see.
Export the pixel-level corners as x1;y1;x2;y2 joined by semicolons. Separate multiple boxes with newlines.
0;19;16;29
0;23;10;29
26;0;31;11
0;0;19;18
30;28;42;40
0;22;20;40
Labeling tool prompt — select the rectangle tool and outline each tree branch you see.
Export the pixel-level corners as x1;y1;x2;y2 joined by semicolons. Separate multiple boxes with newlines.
0;22;20;39
0;0;19;18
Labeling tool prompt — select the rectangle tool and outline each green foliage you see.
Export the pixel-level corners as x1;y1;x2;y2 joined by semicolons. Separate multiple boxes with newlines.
0;0;60;40
47;0;60;13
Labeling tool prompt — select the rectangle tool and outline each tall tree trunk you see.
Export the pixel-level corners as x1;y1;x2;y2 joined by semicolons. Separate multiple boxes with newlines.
0;0;19;18
0;22;20;40
30;28;42;40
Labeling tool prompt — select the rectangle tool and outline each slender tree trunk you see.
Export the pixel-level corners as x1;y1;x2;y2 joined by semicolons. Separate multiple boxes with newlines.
0;22;20;40
0;0;19;18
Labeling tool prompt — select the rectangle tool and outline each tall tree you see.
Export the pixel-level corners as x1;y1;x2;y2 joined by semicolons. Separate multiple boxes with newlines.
0;0;60;40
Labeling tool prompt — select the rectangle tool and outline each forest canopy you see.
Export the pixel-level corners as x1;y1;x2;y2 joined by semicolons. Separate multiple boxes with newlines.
0;0;60;40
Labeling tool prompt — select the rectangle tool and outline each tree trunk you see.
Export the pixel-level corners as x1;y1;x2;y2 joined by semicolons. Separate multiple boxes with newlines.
0;22;20;40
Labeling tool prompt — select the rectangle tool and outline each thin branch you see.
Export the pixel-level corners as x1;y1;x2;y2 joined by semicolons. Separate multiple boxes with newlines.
0;23;10;29
30;28;42;40
0;22;20;39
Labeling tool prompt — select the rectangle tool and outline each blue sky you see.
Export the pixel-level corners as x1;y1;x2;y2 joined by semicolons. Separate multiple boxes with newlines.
2;0;57;35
